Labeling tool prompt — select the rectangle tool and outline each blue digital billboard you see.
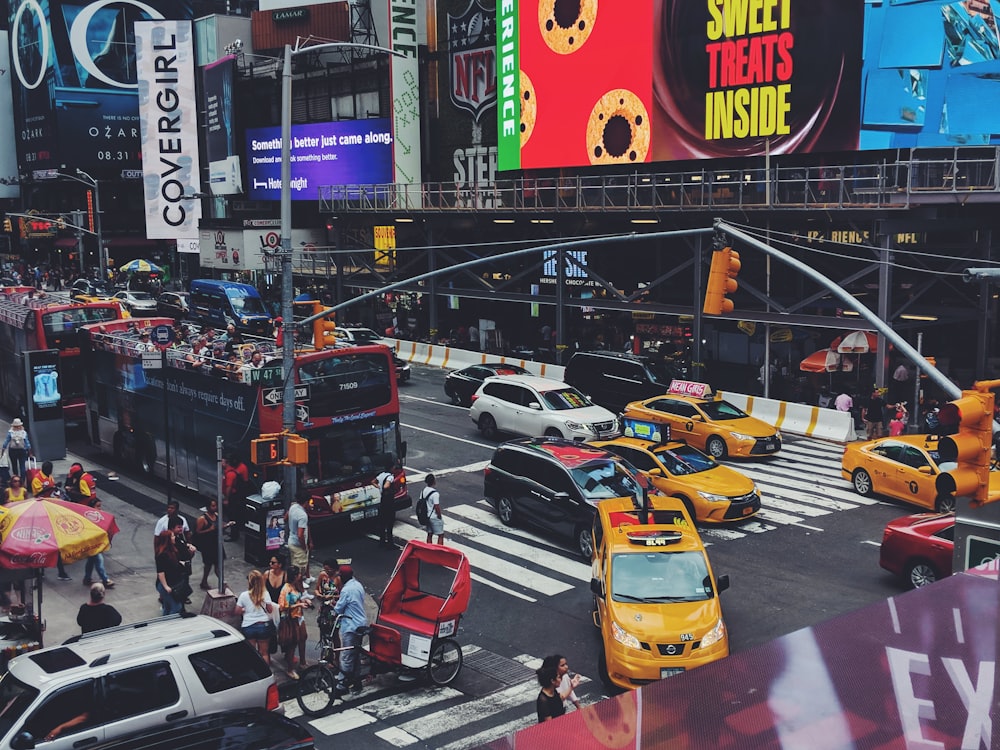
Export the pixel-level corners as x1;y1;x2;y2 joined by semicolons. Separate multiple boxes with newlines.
245;119;394;201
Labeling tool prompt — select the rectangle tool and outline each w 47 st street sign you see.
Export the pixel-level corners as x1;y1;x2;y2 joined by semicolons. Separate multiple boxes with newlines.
262;385;310;406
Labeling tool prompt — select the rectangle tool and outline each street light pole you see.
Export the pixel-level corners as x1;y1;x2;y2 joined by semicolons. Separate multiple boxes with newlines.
58;169;104;280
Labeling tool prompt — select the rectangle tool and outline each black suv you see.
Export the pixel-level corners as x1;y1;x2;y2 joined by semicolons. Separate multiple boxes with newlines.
483;437;652;559
69;278;114;301
156;291;190;320
564;350;686;413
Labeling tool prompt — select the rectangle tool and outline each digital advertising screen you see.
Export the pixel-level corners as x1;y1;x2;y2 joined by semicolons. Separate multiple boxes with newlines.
27;349;61;423
244;119;394;201
499;0;1000;170
203;55;243;195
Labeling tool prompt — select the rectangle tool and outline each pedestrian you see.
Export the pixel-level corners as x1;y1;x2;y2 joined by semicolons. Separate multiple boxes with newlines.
153;499;191;545
76;583;122;634
468;323;479;351
864;389;886;440
535;664;566;723
287;488;313;582
154;527;189;616
193;498;232;590
314;558;342;649
235;569;276;666
1;418;32;480
1;475;26;505
541;654;583;711
889;410;906;436
64;463;97;505
374;459;396;548
892;361;911;402
333;564;366;694
82;498;114;589
223;452;250;541
278;565;313;679
420;474;445;545
30;460;57;497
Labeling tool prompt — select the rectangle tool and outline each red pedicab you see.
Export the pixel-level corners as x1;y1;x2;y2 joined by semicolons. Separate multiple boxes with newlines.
297;540;472;716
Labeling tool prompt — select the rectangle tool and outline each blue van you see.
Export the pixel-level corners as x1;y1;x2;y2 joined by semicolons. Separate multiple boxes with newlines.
189;279;272;335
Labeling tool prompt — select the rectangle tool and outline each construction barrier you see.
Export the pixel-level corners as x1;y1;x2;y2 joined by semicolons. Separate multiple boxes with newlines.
720;391;856;443
387;339;565;380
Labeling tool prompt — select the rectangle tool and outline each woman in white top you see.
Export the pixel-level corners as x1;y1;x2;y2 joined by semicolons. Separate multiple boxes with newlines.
235;569;276;665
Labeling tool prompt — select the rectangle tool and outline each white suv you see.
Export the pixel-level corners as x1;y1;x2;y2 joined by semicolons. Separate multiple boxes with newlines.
0;614;280;750
470;375;620;441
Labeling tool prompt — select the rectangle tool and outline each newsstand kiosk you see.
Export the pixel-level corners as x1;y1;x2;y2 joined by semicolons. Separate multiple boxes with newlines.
0;570;42;672
244;493;286;567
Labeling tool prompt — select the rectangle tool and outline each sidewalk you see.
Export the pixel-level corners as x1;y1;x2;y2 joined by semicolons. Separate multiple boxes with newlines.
5;422;375;693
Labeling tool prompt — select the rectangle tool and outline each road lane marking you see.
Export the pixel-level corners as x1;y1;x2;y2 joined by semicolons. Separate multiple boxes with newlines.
401;421;494;450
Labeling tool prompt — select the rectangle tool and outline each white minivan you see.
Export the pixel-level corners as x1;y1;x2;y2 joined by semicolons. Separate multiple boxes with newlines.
0;614;280;750
470;374;620;441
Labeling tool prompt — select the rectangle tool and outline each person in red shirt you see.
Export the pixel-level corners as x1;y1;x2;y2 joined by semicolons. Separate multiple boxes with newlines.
64;463;97;505
223;452;250;541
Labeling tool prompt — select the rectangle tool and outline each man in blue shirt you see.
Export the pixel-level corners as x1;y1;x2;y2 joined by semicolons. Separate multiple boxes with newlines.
333;564;367;693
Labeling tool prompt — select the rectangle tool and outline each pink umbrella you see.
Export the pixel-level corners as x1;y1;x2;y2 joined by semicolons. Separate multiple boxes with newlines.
0;496;119;569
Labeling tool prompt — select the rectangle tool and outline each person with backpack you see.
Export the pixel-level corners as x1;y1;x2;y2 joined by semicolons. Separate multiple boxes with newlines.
223;452;250;541
1;418;32;481
419;474;445;545
374;459;397;549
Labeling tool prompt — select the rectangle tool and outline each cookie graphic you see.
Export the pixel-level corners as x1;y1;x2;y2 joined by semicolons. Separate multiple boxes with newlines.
586;89;650;164
580;692;638;748
538;0;597;54
520;69;536;147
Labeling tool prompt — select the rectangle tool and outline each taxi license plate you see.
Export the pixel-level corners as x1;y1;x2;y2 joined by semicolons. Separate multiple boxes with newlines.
661;668;685;679
766;443;776;451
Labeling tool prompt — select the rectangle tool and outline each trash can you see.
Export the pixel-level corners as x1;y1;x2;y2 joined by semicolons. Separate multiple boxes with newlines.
243;493;286;566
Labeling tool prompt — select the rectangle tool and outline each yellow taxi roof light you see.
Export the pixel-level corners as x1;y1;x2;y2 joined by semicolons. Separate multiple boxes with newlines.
624;530;683;546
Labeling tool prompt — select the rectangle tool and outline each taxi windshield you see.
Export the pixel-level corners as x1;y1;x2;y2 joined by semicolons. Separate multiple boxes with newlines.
542;387;593;411
611;550;712;602
572;460;642;501
699;399;749;420
0;672;39;737
653;445;716;475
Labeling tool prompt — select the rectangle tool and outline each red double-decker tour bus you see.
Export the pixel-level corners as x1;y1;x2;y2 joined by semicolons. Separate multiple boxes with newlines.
79;317;410;528
0;287;122;420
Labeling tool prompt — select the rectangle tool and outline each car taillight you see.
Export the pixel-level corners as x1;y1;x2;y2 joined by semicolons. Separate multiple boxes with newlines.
266;682;280;711
484;466;492;479
471;393;479;403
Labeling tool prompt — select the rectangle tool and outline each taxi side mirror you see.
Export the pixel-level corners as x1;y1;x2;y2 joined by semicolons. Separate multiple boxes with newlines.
716;574;730;593
590;578;603;598
647;467;663;477
691;414;704;421
917;466;933;475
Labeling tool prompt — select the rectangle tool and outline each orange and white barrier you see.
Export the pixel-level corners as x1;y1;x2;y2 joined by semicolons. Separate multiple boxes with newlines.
386;339;565;380
720;391;856;443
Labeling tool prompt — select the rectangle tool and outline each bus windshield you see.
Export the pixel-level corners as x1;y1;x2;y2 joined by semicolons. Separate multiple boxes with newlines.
299;353;392;416
300;422;400;489
226;291;268;316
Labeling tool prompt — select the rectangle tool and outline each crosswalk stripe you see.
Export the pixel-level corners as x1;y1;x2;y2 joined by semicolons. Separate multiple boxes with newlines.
757;485;863;512
393;680;540;742
748;473;877;505
763;497;832;517
755;507;807;525
392;524;575;597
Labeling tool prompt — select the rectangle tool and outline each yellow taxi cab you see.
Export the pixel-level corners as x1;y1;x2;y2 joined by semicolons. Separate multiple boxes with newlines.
74;293;132;318
591;496;729;690
623;380;781;459
592;418;761;523
842;433;1000;512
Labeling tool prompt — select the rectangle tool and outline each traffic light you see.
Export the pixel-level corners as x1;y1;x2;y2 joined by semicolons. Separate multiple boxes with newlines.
283;434;309;464
311;301;336;350
1;217;10;233
703;247;741;315
935;388;995;507
251;434;282;466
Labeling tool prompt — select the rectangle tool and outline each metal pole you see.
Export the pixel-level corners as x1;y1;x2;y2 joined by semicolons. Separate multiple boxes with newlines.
162;348;172;504
217;436;225;593
280;44;297;504
94;181;104;282
912;332;923;432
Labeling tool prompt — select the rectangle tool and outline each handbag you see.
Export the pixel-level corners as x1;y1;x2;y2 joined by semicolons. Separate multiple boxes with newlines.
0;452;8;469
171;579;193;602
278;615;299;649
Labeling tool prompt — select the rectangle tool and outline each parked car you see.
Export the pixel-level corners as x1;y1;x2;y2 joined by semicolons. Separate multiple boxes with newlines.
879;512;954;589
393;353;411;383
842;434;1000;512
70;278;114;301
0;614;279;750
444;362;529;406
112;290;158;316
483;437;657;558
334;326;386;345
88;709;314;750
564;350;685;412
470;375;620;442
156;291;190;320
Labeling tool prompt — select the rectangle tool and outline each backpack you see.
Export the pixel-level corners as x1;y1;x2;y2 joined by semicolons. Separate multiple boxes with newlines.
7;430;25;450
416;488;436;526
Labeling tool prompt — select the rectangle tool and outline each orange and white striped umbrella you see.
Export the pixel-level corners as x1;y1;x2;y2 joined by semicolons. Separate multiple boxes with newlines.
0;496;119;569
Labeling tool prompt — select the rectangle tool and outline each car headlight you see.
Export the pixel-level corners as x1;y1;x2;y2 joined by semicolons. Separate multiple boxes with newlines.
700;618;727;648
774;430;782;440
698;490;730;503
611;620;642;650
564;421;592;433
729;431;754;441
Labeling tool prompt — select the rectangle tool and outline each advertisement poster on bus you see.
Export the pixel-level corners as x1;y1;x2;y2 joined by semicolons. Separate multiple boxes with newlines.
498;0;1000;170
27;349;61;422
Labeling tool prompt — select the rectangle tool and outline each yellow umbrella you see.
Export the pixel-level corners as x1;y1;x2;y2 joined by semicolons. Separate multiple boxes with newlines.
0;496;118;568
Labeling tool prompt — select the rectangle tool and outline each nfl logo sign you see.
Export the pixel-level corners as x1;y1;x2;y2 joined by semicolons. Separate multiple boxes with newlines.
449;0;497;122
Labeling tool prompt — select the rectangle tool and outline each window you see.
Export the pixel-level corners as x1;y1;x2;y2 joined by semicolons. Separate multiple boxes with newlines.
542;387;592;410
104;662;179;720
188;642;271;694
534;460;574;495
700;400;749;420
22;679;96;741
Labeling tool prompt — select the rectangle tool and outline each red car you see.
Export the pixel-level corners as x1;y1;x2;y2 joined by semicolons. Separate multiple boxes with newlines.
879;512;954;589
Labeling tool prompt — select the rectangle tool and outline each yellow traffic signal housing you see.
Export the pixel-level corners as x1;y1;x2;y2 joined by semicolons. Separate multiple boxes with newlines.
311;301;336;350
1;217;10;233
251;435;283;466
283;434;309;465
935;388;994;506
703;247;741;315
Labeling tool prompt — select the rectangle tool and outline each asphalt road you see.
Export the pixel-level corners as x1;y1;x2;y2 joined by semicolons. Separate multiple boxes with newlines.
64;362;915;748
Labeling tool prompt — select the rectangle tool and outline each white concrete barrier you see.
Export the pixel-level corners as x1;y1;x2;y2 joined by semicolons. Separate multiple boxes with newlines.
720;391;856;443
387;339;565;380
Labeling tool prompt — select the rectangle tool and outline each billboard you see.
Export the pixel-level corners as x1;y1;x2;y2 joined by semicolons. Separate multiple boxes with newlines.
0;32;21;199
202;55;242;196
501;0;1000;169
8;0;195;178
244;119;394;201
135;19;201;240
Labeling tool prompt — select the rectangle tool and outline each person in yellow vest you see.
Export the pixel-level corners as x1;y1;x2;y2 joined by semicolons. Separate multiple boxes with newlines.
31;461;57;497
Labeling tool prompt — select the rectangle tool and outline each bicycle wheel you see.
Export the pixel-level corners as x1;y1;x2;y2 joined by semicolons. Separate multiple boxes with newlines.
427;638;463;686
297;665;337;716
